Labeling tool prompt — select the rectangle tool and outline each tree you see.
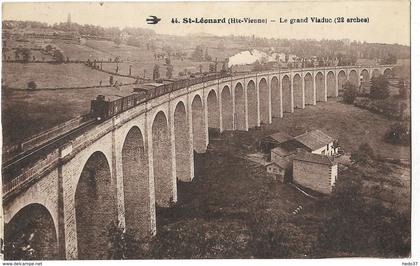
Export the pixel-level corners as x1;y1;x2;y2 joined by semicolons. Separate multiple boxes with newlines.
191;45;204;61
165;57;171;66
153;64;160;80
382;53;397;65
384;122;410;145
342;81;358;104
370;74;390;99
109;75;114;86
45;44;53;53
113;37;122;47
350;143;375;164
20;48;31;63
27;81;37;90
209;63;216;73
204;48;212;61
398;79;408;99
53;49;65;63
14;49;20;60
317;174;366;255
166;65;173;79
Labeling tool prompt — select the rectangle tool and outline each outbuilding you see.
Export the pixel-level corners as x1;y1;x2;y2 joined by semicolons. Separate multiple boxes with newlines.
293;152;338;194
265;162;286;182
259;132;294;153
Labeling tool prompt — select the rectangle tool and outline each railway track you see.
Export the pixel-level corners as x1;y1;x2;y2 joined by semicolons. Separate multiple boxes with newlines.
2;119;97;174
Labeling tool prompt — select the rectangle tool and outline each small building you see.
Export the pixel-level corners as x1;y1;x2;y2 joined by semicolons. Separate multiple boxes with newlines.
293;152;338;194
259;132;294;153
265;162;286;182
293;130;338;156
270;146;296;163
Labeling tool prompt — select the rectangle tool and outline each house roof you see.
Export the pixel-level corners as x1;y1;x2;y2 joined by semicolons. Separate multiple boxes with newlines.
265;162;285;170
294;152;335;166
294;130;334;151
271;146;295;157
262;132;294;144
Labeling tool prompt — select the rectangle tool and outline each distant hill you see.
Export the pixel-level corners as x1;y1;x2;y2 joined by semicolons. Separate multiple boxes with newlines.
187;32;217;37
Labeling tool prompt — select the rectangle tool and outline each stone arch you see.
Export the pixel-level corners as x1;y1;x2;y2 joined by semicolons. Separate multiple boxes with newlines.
383;68;392;78
234;82;246;130
192;94;206;153
121;126;150;238
207;89;220;131
315;72;325;102
349;70;358;86
372;69;381;78
360;69;370;93
361;69;370;83
221;85;233;130
326;71;336;98
282;75;292;113
152;111;175;207
293;73;303;108
304;73;314;105
337;70;347;93
270;76;281;117
247;80;258;128
174;101;192;182
75;151;117;259
259;78;270;124
5;203;58;260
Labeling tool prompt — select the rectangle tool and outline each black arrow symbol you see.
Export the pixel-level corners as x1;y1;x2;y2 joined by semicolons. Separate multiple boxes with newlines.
146;16;161;24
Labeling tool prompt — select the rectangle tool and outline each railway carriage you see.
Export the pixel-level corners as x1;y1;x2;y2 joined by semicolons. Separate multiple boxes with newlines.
90;71;232;121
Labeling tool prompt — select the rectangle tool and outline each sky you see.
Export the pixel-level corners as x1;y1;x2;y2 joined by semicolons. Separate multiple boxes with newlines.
2;0;411;45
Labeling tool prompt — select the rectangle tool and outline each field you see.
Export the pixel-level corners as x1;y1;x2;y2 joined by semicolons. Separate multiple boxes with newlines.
2;38;236;91
55;41;111;61
1;85;136;146
2;62;135;89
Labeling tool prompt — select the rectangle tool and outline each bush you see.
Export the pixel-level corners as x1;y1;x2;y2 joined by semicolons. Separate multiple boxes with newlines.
342;81;358;104
318;173;411;257
398;79;408;99
27;81;37;90
350;143;375;164
106;223;151;259
370;74;390;99
153;64;160;80
53;49;65;63
385;122;410;145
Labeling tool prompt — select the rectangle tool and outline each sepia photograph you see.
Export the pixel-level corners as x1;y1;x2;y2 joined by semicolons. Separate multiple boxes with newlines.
0;0;413;261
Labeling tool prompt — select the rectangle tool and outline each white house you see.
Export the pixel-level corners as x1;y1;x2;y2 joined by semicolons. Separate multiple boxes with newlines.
294;130;338;156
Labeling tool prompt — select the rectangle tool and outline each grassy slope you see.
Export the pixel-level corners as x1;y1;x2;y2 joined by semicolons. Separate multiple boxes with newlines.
2;62;134;89
265;99;409;160
1;85;136;146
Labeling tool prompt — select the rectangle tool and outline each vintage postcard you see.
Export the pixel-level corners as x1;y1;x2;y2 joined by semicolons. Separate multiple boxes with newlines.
0;0;412;261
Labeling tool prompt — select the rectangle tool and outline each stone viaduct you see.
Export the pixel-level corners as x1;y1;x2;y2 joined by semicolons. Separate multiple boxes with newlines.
2;65;393;259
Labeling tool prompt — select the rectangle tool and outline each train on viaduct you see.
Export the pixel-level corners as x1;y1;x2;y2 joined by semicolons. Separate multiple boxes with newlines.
2;65;393;260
